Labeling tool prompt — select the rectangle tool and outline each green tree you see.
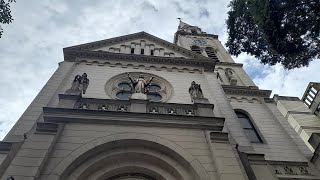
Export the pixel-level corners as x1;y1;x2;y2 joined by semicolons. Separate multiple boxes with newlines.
226;0;320;69
0;0;15;38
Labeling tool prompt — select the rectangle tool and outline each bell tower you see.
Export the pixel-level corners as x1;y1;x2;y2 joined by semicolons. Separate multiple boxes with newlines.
174;20;234;63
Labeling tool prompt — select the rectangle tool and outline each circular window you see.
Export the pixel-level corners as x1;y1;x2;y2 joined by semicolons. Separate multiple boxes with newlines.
105;72;173;102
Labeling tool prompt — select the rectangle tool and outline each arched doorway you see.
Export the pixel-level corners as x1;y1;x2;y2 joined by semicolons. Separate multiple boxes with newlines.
52;133;212;180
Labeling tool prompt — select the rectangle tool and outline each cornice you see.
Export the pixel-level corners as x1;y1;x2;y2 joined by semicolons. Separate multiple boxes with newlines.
63;31;211;61
43;107;225;131
64;49;216;70
222;85;272;97
216;61;244;67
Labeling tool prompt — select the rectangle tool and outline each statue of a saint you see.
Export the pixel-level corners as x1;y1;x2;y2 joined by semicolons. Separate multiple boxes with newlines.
188;81;204;102
68;73;89;95
127;73;154;94
80;73;89;94
225;68;237;85
225;68;234;80
71;75;82;90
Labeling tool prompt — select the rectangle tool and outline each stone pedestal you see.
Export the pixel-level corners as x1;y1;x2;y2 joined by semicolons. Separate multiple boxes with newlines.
65;89;82;96
130;93;148;100
193;98;214;117
130;93;149;113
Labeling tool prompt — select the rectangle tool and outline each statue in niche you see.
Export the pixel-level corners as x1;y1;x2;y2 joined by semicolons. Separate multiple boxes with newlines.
126;73;154;94
188;81;204;102
68;73;89;94
225;68;237;86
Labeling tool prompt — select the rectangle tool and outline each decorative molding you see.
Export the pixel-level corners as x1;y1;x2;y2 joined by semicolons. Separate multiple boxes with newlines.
228;96;262;103
64;31;215;63
245;153;315;178
75;59;204;73
269;161;314;177
222;85;271;97
216;61;243;67
43;107;225;131
64;49;215;71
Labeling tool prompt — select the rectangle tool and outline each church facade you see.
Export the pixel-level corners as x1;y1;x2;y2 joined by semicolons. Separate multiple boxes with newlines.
1;21;320;180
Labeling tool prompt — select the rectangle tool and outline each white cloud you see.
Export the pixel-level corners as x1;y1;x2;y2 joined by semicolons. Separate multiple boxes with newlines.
0;0;319;140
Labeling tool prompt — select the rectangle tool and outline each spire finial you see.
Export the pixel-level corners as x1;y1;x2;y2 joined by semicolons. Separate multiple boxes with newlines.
177;17;182;22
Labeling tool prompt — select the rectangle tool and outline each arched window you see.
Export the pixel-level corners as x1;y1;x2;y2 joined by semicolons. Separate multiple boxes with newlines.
190;45;202;55
235;111;262;143
205;47;218;61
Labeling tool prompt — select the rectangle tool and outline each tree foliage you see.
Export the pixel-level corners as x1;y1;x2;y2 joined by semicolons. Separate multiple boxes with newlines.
226;0;320;69
0;0;15;38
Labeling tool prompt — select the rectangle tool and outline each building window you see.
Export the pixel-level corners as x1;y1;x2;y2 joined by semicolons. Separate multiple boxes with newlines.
190;45;202;55
150;49;154;56
131;48;135;54
205;47;219;61
141;48;144;55
235;111;262;143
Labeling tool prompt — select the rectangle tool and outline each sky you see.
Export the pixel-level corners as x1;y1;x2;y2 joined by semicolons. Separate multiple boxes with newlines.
0;0;319;140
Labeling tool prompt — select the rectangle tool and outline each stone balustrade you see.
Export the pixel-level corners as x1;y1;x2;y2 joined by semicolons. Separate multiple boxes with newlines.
58;94;215;117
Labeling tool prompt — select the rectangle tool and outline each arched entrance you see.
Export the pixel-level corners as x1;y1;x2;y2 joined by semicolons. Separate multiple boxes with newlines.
51;133;212;180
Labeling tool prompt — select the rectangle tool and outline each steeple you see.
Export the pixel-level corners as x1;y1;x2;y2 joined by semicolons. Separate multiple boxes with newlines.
174;20;207;44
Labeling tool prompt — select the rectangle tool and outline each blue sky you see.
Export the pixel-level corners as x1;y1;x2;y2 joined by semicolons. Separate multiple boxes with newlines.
0;0;319;139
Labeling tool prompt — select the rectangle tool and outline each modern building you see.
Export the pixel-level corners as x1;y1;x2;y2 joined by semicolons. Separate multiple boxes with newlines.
1;20;320;180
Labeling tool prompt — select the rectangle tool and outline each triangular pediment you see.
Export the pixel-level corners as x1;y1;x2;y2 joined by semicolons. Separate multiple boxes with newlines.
64;32;208;60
